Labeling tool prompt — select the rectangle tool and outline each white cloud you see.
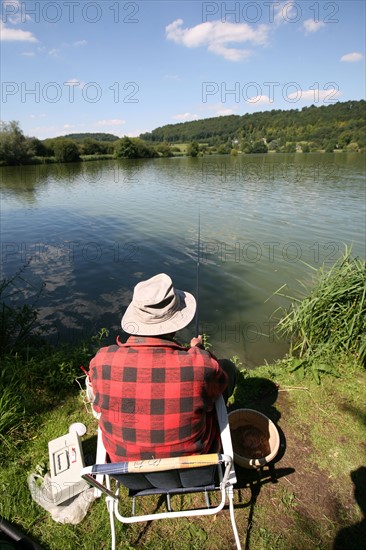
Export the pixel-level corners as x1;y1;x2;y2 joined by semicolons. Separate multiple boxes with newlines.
64;78;81;85
21;51;35;57
303;19;326;34
73;40;87;47
64;78;86;89
48;48;60;57
246;94;272;104
172;113;199;121
287;88;342;101
94;119;126;127
340;52;364;63
209;43;253;62
126;129;149;138
166;19;269;61
216;108;236;116
273;1;298;25
201;102;240;117
0;21;37;42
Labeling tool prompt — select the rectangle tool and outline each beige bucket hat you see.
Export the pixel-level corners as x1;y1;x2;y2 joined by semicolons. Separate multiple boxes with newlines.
121;273;196;335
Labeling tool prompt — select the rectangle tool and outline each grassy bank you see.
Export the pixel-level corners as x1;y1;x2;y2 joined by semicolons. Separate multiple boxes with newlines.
1;355;364;549
1;253;365;549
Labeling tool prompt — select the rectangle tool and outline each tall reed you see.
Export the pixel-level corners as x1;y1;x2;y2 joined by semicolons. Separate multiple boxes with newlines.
276;249;366;378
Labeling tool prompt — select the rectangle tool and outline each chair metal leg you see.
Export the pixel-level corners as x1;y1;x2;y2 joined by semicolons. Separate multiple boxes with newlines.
166;493;172;512
106;496;116;550
204;489;210;508
227;485;241;550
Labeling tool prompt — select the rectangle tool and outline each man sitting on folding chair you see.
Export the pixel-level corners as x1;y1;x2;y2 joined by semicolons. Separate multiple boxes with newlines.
87;273;237;463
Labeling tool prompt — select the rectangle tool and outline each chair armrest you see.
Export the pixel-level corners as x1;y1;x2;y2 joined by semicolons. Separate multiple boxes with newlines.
215;396;237;485
85;453;226;476
81;453;233;499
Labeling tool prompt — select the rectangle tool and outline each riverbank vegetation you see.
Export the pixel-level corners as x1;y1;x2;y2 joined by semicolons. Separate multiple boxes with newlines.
1;101;365;166
275;250;366;383
1;249;365;548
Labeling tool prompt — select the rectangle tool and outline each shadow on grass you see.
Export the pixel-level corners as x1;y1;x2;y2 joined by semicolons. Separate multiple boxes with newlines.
340;402;366;428
333;466;366;549
229;374;281;419
233;447;294;549
332;403;366;548
228;372;294;549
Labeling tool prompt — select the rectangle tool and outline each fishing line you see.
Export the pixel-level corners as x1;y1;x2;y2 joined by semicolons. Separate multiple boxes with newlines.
195;210;201;337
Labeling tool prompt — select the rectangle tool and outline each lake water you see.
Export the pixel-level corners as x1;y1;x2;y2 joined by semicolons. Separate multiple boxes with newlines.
1;153;365;367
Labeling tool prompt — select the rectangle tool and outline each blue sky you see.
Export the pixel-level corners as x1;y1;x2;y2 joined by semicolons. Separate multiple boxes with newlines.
1;0;365;139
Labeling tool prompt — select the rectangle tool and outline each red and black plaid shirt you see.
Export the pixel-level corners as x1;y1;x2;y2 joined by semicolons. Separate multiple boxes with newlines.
89;336;228;462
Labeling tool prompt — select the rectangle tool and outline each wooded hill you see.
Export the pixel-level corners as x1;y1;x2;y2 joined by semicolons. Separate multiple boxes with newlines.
63;132;119;142
140;100;366;151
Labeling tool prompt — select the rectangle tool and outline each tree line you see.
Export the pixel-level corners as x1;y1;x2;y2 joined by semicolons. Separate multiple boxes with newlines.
0;123;172;166
1;101;365;165
141;100;366;153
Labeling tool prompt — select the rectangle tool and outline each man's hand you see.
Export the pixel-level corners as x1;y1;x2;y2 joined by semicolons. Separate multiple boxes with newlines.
190;335;203;348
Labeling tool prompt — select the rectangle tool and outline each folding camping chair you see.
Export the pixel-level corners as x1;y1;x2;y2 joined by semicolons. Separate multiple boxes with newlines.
81;396;242;550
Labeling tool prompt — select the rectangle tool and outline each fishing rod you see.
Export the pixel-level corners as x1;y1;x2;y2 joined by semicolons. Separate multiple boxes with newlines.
195;210;200;337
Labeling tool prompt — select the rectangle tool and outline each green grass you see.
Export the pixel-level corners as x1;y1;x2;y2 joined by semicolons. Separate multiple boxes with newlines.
1;353;364;549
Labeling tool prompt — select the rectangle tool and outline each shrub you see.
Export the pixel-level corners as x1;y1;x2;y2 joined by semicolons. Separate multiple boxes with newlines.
53;138;81;163
115;136;158;158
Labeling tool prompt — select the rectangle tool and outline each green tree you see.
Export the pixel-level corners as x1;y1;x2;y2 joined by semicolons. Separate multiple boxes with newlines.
251;140;268;153
240;141;252;154
115;137;157;159
0;121;35;165
53;138;81;163
115;137;137;158
284;142;296;153
325;141;336;153
27;137;53;157
187;141;199;157
338;132;352;149
81;138;101;155
156;141;173;157
267;140;280;152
